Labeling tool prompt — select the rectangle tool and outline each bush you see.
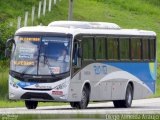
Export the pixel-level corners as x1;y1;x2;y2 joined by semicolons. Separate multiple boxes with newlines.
0;59;9;72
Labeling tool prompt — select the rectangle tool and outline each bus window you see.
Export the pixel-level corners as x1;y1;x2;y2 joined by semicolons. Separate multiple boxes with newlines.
107;38;118;60
82;37;94;60
119;38;129;60
73;42;78;65
149;39;155;60
131;38;141;60
95;37;106;60
142;39;149;60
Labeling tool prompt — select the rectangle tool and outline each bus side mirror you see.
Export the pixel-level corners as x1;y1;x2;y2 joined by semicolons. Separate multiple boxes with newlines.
5;38;15;58
5;48;11;58
78;47;82;58
6;38;15;48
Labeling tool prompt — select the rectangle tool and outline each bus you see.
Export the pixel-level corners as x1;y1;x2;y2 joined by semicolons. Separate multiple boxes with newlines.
5;21;157;109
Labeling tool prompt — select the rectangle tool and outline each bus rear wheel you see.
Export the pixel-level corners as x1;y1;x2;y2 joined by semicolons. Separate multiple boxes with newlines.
113;84;133;108
70;86;89;109
25;100;38;109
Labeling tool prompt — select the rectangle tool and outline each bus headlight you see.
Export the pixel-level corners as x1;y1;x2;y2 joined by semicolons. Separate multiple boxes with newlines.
53;83;66;90
9;80;19;88
9;92;15;98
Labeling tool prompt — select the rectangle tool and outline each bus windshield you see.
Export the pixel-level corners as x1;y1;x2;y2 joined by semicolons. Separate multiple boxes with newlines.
10;36;71;75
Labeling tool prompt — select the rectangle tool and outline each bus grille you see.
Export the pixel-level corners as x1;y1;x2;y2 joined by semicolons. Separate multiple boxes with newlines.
21;92;53;100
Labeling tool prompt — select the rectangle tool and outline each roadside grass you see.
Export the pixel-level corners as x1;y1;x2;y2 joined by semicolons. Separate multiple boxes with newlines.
0;100;68;108
154;64;160;97
1;114;160;120
0;114;103;120
0;61;8;104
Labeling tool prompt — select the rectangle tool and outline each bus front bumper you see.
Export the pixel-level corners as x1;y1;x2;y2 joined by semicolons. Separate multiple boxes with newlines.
9;85;69;102
8;75;71;102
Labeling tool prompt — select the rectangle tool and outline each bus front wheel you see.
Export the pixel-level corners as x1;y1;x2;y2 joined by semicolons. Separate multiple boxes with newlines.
70;86;90;109
70;102;78;108
25;100;38;109
113;84;133;108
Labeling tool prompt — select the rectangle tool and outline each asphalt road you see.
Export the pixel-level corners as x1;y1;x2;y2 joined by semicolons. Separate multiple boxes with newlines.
1;98;160;115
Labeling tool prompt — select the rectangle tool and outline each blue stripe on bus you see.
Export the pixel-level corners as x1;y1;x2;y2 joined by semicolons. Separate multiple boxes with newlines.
105;62;156;93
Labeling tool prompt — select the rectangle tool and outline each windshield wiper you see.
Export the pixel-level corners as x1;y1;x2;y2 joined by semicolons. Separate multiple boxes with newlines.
37;54;62;80
43;54;56;78
21;65;33;77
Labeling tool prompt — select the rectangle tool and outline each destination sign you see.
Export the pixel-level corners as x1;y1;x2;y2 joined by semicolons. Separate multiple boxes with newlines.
14;61;35;66
19;37;40;42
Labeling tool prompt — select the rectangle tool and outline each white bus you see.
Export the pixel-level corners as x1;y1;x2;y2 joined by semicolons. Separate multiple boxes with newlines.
6;21;157;109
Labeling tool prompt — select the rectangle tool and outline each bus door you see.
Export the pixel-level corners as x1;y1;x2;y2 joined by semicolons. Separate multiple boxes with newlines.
72;40;82;79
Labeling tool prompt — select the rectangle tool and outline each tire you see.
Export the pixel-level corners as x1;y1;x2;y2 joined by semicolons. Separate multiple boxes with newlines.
70;87;90;109
70;102;78;108
113;100;121;108
113;84;133;108
25;100;38;109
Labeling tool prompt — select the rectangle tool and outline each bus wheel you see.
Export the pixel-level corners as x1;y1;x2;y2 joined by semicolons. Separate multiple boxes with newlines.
123;84;133;108
70;102;78;108
113;100;121;108
25;100;38;109
72;87;89;109
113;84;133;108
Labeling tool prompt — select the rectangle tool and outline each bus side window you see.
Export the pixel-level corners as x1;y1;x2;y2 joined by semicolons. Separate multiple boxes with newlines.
119;38;129;60
95;37;106;60
131;38;141;60
73;41;82;67
82;37;94;60
149;39;155;60
107;38;118;60
142;39;149;60
73;42;78;65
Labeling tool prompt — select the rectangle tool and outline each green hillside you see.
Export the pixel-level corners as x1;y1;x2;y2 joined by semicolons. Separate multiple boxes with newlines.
0;0;37;21
0;0;160;107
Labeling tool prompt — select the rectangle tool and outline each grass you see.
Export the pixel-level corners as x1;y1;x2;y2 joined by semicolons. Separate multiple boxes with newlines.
0;100;68;108
1;114;160;120
0;114;103;120
0;0;40;22
154;64;160;97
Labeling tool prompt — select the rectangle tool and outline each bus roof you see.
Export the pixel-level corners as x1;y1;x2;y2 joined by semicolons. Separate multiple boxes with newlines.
48;21;121;30
16;21;156;37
